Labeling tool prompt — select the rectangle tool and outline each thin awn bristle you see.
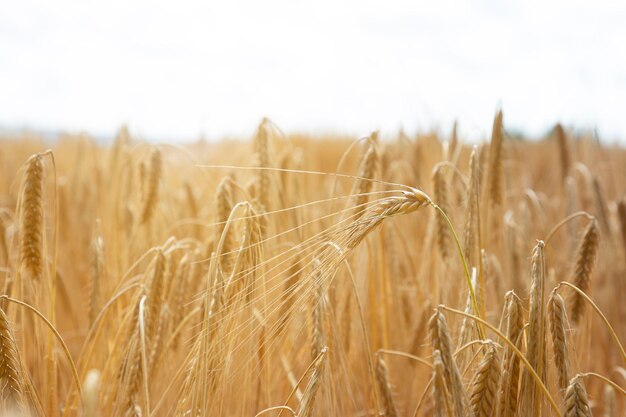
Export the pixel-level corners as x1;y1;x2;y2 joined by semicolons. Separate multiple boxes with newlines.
570;219;599;324
310;259;326;361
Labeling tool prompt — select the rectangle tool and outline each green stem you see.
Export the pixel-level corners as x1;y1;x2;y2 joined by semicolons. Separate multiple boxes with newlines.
431;203;484;340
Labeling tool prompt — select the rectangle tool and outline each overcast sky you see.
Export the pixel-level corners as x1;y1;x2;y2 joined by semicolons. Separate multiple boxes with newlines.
1;0;625;141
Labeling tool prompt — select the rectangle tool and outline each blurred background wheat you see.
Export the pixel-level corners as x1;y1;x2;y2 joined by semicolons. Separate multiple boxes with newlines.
0;116;624;416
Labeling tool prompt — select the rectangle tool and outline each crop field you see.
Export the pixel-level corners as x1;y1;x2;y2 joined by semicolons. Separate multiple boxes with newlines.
0;113;624;416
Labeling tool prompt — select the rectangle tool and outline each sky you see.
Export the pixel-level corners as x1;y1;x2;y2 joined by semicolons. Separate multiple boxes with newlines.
1;0;626;142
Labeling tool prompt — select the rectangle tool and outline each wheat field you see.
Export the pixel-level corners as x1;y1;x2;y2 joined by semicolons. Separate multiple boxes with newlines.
0;113;624;417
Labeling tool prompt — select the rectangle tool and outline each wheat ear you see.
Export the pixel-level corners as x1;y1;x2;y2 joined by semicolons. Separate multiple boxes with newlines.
469;342;501;417
19;153;44;280
140;147;162;224
548;290;571;393
498;291;523;417
487;110;504;207
570;219;599;324
433;165;451;259
88;227;105;326
254;118;271;213
375;354;399;417
554;124;571;183
519;241;547;416
564;375;591;417
617;198;626;260
429;308;468;417
463;146;480;267
432;349;454;417
352;133;379;219
297;347;327;417
0;307;27;410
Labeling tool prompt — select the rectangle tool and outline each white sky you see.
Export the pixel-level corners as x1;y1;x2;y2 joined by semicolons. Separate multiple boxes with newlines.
1;0;626;141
